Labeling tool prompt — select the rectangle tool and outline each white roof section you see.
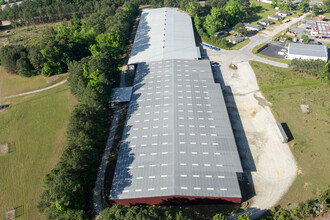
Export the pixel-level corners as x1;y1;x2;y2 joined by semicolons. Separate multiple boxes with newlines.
128;8;200;64
288;43;328;59
109;59;242;200
109;87;133;103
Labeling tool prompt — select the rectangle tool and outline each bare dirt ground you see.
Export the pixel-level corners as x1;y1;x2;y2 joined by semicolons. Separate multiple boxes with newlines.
205;13;310;219
212;60;298;219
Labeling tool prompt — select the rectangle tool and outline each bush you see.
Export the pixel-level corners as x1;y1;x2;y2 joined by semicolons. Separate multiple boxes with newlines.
289;58;328;82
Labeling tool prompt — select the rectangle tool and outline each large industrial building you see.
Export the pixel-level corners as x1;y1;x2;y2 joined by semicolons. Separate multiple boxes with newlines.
287;43;328;61
109;8;243;206
311;21;330;38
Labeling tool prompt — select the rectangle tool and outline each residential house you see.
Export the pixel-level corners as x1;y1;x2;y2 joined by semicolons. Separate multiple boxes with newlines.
268;14;282;21
258;19;274;26
277;10;291;17
228;36;245;44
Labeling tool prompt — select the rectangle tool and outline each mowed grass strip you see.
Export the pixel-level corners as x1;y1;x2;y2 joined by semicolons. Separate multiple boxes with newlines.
0;83;76;220
250;61;330;205
0;66;67;97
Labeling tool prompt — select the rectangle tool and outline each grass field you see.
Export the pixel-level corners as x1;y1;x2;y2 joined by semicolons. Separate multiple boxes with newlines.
246;1;280;25
250;61;330;206
0;66;68;97
0;83;76;219
0;22;61;47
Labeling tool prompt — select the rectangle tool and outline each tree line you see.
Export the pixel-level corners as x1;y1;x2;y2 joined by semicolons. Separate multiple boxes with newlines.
99;204;252;220
0;0;148;26
36;2;139;219
289;59;329;83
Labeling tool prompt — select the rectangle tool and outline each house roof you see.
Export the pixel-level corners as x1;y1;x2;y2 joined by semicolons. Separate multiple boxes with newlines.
288;43;328;58
109;59;243;201
229;36;244;41
244;23;262;30
268;14;282;19
278;10;291;14
128;7;200;64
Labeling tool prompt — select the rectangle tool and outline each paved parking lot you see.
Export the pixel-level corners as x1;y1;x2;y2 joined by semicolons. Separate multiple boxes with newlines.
259;42;286;59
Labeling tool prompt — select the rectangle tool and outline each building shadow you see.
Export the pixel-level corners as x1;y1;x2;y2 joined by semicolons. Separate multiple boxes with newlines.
281;122;294;142
105;62;150;205
14;205;24;218
212;65;256;202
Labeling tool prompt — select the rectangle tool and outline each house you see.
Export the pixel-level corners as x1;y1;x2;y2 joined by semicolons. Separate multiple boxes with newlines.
287;43;328;61
228;36;245;44
244;23;263;31
214;31;229;38
268;14;282;21
258;19;274;26
277;10;291;17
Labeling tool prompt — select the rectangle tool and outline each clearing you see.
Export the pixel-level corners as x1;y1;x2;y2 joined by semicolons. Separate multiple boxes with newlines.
0;22;61;47
0;66;68;98
0;83;76;219
251;61;330;206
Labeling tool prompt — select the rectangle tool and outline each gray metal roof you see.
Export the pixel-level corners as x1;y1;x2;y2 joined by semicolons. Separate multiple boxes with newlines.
109;87;133;103
110;59;243;200
128;8;200;64
288;43;328;58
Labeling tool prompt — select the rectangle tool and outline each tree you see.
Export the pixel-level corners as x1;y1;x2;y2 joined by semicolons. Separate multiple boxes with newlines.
204;7;225;36
71;12;81;31
233;22;247;36
213;213;228;220
186;2;197;16
194;14;203;31
17;55;34;77
299;0;309;12
28;45;44;73
287;0;293;11
312;5;319;17
301;34;309;43
271;0;277;9
237;214;251;220
324;0;330;12
225;0;246;27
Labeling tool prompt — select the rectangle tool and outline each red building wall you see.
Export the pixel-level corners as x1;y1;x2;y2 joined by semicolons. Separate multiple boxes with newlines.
110;195;241;206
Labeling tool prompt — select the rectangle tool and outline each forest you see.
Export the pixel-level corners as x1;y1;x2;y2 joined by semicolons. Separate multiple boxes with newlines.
29;2;139;219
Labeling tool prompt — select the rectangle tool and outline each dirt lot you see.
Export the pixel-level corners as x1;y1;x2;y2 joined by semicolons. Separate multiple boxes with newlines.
210;58;297;218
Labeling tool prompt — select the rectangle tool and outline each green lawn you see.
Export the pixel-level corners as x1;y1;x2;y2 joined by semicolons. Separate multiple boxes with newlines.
246;1;281;25
0;83;76;219
0;66;67;97
246;1;299;26
250;61;330;206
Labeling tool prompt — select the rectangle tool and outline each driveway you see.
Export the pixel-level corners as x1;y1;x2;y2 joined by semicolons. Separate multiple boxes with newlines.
204;13;309;219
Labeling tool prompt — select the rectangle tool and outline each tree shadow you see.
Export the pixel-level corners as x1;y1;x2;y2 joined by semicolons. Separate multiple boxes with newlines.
129;12;151;60
107;62;150;204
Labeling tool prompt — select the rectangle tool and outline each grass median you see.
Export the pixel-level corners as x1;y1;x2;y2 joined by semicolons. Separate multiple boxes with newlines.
0;83;76;219
250;61;330;206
